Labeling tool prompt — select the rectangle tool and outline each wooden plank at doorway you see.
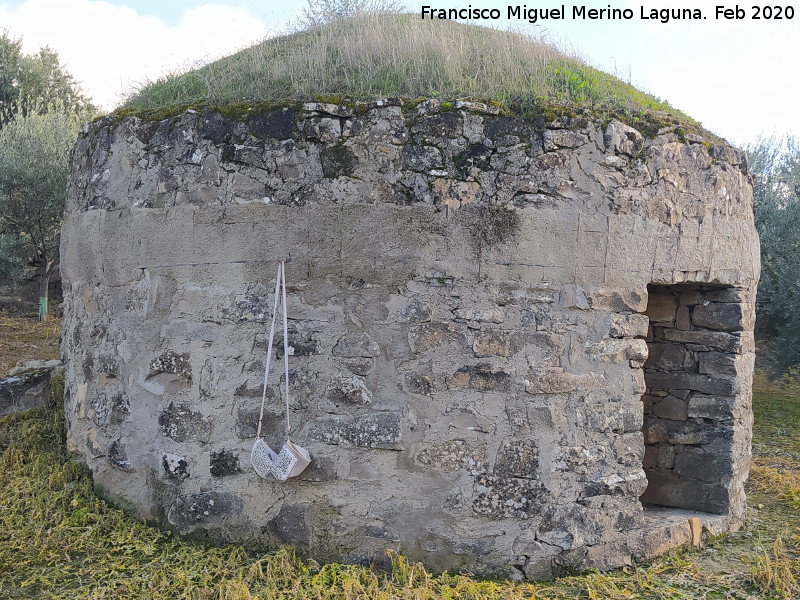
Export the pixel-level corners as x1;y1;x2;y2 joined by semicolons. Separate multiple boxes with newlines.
688;517;702;546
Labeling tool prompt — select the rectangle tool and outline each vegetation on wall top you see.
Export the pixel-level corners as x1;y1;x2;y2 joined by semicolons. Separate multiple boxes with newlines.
122;12;695;128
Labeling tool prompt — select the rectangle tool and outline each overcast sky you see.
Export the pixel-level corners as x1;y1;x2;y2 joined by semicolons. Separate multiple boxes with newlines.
1;0;797;148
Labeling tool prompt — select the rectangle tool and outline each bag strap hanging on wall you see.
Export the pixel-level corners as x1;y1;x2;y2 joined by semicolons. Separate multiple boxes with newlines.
251;261;311;480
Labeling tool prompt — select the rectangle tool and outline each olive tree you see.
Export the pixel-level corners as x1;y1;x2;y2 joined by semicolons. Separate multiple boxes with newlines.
1;32;90;127
748;135;800;374
0;106;84;318
0;32;93;318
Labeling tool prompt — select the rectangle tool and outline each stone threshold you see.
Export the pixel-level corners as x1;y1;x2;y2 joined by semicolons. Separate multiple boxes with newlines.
633;504;732;560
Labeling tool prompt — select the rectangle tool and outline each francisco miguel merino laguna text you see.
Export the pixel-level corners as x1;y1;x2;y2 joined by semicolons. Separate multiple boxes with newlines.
420;5;706;24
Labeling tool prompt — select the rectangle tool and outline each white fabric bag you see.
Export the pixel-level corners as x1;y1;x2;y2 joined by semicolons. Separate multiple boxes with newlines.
250;261;311;480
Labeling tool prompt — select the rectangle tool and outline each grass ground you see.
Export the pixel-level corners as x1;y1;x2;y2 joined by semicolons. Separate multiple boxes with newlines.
0;309;60;376
1;316;798;599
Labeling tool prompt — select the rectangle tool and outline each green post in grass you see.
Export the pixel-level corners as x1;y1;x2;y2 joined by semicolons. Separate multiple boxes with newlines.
38;296;48;321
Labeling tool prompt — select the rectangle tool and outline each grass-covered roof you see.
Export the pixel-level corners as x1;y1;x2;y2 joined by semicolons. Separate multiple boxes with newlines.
123;12;694;130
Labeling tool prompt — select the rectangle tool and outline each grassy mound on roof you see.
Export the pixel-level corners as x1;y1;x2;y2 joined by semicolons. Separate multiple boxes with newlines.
123;12;694;127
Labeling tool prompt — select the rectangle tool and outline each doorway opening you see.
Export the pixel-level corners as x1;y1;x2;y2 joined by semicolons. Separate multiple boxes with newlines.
640;284;751;515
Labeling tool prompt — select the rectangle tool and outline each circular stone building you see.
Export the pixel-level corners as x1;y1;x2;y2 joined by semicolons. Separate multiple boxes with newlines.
61;42;758;579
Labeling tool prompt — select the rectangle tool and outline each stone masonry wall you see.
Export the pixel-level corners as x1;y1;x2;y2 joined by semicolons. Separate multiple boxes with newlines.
61;99;759;579
641;285;754;518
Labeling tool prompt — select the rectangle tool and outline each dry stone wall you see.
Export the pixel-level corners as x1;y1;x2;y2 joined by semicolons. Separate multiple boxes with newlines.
641;285;754;517
61;99;759;579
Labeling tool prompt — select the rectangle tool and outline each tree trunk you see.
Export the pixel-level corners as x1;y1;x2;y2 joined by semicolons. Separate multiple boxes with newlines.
38;258;55;321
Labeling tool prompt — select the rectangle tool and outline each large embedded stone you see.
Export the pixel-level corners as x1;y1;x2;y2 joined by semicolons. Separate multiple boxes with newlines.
673;446;733;482
210;449;243;477
412;110;461;138
302;102;354;117
95;354;119;377
675;306;691;330
339;358;374;376
644;292;677;325
249;107;296;139
431;179;481;211
585;338;648;363
167;491;245;532
640;472;728;514
216;292;273;324
110;392;130;425
703;288;748;303
656;444;675;468
297;455;337;482
604;119;644;157
687;394;743;421
148;350;192;381
455;100;499;115
453;306;504;323
325;374;373;405
483;116;529;140
608;313;649;338
409;322;465;353
449;364;512;392
631;516;692;561
265;503;311;544
698;351;747;377
198;111;236;143
524;369;604;394
404;372;434;396
303;117;341;143
662;329;753;354
275;326;320;358
332;333;380;358
235;407;281;440
692;302;746;331
472;475;547;518
320;144;358;178
494;439;539;479
651;395;688;421
309;412;402;449
158;403;212;443
454;143;493;174
107;440;132;470
644;342;691;371
415;440;487;473
473;330;558;358
644;372;737;395
642;417;730;445
552;541;633;575
543;129;588;150
537;499;641;550
163;453;190;481
402;145;443;171
586;289;648;313
472;331;520;357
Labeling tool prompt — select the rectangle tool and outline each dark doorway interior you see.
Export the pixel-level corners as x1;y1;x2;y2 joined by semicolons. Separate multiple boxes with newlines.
641;284;750;515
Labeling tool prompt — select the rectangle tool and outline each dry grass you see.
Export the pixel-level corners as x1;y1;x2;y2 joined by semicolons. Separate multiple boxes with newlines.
751;466;800;509
0;310;60;376
124;12;688;123
751;536;799;598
